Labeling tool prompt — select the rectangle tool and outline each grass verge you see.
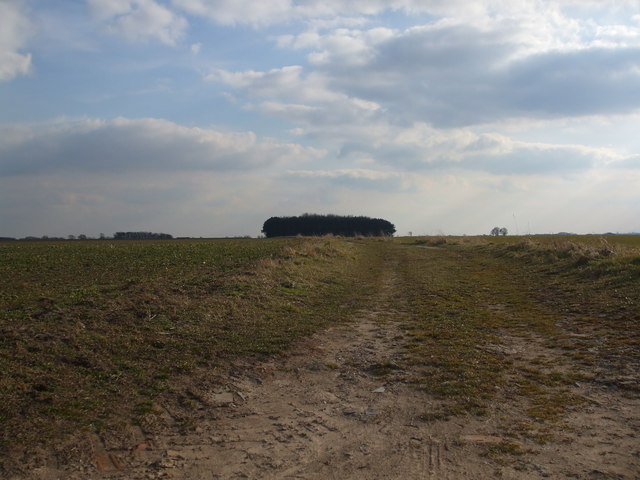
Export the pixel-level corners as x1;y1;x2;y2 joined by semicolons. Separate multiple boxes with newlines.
390;235;638;430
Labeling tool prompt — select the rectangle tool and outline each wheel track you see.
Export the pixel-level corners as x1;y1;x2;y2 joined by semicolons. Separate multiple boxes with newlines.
92;257;459;479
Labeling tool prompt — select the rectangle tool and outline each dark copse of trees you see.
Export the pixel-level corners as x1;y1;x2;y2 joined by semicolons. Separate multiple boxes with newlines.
113;232;173;240
262;214;396;238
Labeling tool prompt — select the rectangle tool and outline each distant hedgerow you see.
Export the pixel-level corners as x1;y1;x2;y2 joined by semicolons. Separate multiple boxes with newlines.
113;232;173;240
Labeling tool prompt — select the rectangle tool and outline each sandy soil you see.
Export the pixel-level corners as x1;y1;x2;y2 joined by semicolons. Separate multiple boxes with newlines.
12;267;640;479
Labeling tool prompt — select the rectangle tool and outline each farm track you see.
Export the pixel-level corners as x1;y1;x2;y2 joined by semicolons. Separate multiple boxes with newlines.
9;242;640;479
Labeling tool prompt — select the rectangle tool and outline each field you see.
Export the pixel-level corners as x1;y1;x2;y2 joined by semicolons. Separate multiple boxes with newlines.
1;235;639;478
0;238;373;441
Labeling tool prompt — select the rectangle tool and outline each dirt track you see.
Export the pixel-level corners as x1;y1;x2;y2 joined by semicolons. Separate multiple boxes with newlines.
17;253;640;479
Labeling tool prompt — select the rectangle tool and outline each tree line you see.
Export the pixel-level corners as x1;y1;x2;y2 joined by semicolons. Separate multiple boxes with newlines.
261;214;396;238
113;232;173;240
0;232;174;241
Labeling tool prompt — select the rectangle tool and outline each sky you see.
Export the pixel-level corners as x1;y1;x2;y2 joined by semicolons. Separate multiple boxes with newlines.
1;0;639;238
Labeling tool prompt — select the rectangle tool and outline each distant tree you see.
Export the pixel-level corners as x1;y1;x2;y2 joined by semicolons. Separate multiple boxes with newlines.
78;234;87;240
113;231;173;240
262;214;395;238
499;227;508;236
68;235;76;240
490;227;500;236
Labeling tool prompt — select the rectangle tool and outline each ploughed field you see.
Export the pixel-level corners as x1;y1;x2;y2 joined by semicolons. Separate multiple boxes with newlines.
1;236;638;478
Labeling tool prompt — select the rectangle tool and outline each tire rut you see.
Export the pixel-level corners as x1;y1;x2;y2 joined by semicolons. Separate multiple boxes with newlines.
91;260;458;479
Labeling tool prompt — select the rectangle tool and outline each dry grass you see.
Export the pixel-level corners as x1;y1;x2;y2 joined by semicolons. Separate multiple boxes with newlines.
386;236;638;432
0;237;382;463
1;234;638;471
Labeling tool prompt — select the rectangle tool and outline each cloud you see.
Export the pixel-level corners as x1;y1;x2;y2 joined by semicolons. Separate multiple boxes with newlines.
278;27;395;67
332;123;625;175
462;143;601;176
86;0;133;20
326;24;640;127
610;154;640;169
205;5;640;128
207;41;636;176
170;0;399;27
504;47;640;118
0;117;326;176
0;0;33;81
3;1;639;237
207;53;634;177
171;0;292;27
208;65;308;98
0;168;279;237
0;117;328;237
286;168;408;191
87;0;187;45
209;65;382;128
167;0;640;42
169;0;558;28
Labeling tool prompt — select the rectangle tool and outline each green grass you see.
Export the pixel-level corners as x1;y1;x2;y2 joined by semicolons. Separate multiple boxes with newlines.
390;243;523;416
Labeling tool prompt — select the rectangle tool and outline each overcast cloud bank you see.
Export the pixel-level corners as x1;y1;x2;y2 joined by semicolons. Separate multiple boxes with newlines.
1;0;639;237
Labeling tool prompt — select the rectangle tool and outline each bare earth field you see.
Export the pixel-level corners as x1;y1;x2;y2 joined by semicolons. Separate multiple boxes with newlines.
1;236;638;479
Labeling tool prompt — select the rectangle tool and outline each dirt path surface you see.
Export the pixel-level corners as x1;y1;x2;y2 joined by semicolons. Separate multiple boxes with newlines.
144;315;450;479
16;250;640;480
106;266;471;479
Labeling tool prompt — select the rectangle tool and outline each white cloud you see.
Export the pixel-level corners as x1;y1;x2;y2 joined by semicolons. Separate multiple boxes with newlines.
3;1;640;237
169;0;640;38
327;121;627;176
1;116;637;237
87;0;187;45
208;65;307;97
87;0;133;20
171;0;291;27
0;117;326;176
214;12;640;129
286;168;408;191
0;0;33;81
278;27;395;67
168;0;536;27
207;47;635;176
0;117;330;237
172;0;389;27
209;65;381;127
288;168;398;180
